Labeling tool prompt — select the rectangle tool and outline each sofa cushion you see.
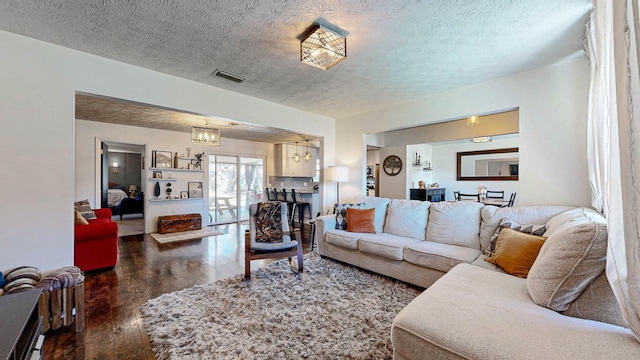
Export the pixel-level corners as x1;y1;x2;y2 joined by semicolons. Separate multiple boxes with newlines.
404;241;482;273
485;228;546;278
325;229;361;250
426;201;484;249
561;271;626;327
355;196;390;233
335;203;366;230
346;208;376;233
480;205;573;255
383;199;430;240
358;233;422;261
527;208;608;312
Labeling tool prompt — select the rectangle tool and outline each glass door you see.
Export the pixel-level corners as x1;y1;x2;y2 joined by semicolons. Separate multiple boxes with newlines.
208;155;264;224
238;157;264;220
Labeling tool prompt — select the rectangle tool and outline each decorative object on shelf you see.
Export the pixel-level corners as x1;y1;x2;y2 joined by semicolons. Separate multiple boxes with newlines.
180;191;189;199
303;140;312;162
186;147;191;157
173;152;179;168
300;24;347;70
326;166;349;202
466;115;480;126
188;182;203;198
418;180;425;189
292;142;301;163
423;162;433;171
112;162;119;174
194;153;204;168
129;184;137;197
412;152;421;166
152;170;162;179
192;120;221;146
154;182;161;199
152;150;173;168
383;155;402;176
470;136;492;143
166;183;172;198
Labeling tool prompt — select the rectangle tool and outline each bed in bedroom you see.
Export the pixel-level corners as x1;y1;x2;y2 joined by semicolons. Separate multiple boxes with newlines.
108;188;129;207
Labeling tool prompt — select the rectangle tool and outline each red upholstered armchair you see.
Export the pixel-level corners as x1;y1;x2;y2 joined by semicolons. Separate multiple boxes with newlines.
74;208;119;272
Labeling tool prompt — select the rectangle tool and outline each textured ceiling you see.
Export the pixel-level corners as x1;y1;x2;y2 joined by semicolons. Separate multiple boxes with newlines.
76;93;319;145
0;0;591;121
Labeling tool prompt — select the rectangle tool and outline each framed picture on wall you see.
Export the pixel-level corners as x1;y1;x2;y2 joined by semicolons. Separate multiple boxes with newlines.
152;170;162;179
188;182;203;198
152;150;172;168
180;191;189;199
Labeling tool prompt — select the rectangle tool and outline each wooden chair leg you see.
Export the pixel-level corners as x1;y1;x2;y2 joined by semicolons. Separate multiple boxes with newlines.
244;229;251;278
297;241;304;273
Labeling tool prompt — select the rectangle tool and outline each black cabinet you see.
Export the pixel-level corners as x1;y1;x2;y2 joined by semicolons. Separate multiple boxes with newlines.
410;188;446;202
0;289;43;360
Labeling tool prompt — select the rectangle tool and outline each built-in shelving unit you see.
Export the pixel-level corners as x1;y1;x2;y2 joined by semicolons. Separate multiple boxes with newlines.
148;167;202;173
149;198;203;203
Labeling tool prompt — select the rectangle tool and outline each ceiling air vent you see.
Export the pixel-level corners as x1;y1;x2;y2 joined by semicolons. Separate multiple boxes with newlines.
212;69;245;83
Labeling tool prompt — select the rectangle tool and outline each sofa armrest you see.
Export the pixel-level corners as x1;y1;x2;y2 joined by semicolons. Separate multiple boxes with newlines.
315;214;336;255
94;208;112;219
75;221;118;243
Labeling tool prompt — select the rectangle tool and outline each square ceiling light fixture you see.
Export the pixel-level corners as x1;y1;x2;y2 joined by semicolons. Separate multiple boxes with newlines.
192;124;221;146
301;25;346;70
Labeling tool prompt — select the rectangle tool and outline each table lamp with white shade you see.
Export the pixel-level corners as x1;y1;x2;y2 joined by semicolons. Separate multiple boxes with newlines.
326;166;349;203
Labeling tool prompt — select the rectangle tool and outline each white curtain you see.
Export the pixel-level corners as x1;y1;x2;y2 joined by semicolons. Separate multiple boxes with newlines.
587;0;640;341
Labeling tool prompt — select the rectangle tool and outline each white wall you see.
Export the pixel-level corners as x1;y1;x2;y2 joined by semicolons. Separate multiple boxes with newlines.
0;30;335;271
337;57;590;207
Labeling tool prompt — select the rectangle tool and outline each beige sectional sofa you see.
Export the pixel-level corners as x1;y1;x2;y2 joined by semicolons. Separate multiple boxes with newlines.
314;196;640;359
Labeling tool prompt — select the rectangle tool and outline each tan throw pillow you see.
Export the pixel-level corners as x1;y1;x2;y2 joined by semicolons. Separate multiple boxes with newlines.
485;228;546;278
346;208;376;233
74;210;89;225
527;208;608;311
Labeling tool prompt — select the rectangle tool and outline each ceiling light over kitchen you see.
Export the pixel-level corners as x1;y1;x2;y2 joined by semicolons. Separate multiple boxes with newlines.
301;25;346;70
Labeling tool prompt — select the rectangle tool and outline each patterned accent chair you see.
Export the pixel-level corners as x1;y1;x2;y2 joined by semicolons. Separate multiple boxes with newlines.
244;202;303;278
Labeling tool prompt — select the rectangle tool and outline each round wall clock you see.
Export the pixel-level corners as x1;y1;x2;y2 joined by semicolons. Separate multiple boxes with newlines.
383;155;403;176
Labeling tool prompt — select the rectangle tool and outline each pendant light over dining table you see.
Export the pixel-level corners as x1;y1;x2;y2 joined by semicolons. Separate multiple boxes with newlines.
192;119;221;146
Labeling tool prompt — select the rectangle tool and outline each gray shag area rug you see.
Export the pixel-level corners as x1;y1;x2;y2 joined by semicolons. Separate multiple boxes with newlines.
141;253;421;359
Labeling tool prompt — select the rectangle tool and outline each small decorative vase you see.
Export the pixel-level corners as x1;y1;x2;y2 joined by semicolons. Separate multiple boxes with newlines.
154;182;161;198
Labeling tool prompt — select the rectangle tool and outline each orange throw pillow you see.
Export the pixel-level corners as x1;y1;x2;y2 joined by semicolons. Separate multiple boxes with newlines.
485;228;546;278
346;208;376;233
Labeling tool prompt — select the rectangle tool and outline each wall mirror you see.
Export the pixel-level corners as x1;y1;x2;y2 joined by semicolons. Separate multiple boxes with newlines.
456;147;519;181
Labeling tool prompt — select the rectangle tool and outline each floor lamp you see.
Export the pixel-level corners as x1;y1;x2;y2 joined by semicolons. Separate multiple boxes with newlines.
327;166;349;203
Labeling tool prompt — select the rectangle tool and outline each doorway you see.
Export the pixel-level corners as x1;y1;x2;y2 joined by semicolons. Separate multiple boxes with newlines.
101;141;145;236
208;155;264;225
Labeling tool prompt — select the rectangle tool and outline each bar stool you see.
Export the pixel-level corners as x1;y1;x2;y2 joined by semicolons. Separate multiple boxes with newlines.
281;188;295;220
265;187;273;201
290;189;311;230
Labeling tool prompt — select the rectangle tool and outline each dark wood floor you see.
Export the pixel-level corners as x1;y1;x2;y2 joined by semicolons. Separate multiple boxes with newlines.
43;222;314;360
